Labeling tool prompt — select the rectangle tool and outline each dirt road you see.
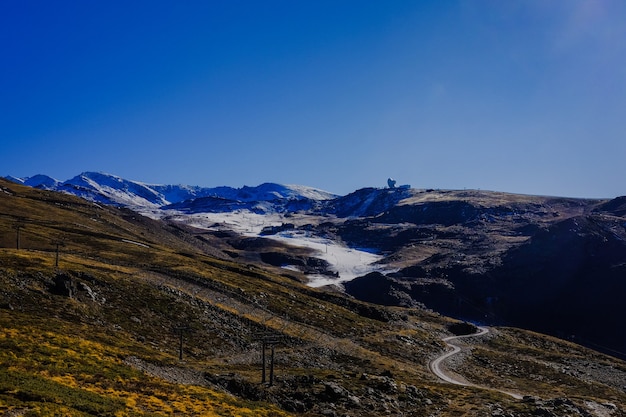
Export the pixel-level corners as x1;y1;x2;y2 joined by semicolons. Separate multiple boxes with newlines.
429;326;523;399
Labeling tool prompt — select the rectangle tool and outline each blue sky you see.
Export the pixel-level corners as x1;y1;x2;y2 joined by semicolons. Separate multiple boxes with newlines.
1;1;624;198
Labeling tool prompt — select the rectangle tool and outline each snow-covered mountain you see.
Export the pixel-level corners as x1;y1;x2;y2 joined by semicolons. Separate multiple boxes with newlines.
7;172;337;211
5;171;409;286
6;174;61;190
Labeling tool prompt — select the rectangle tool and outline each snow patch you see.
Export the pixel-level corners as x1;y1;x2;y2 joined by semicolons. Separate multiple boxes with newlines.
122;239;150;248
154;209;392;287
269;232;388;287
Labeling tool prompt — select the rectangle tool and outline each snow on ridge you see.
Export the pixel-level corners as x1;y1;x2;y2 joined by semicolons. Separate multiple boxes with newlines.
4;175;25;184
9;171;339;208
4;174;61;189
147;183;205;205
283;184;337;201
25;174;60;188
62;172;167;208
222;182;337;202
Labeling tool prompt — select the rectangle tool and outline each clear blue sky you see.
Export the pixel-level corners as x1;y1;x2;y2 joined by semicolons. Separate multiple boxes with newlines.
1;1;624;198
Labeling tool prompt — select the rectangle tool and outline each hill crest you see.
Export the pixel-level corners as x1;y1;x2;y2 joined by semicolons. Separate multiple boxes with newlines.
6;172;626;359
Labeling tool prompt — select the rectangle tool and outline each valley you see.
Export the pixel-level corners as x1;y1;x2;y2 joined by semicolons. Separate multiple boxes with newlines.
1;175;625;416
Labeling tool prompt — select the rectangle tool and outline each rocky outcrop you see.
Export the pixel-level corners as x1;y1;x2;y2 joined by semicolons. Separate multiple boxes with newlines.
48;272;101;303
49;273;77;298
260;252;335;276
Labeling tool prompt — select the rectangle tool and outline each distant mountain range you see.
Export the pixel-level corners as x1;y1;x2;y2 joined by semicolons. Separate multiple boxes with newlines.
6;172;337;211
5;172;421;217
7;171;626;359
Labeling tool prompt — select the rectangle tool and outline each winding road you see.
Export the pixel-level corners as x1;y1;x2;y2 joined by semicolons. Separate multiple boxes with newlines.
429;326;523;400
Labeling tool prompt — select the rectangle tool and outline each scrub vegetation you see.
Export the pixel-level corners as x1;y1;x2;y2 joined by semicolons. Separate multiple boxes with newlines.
0;179;624;416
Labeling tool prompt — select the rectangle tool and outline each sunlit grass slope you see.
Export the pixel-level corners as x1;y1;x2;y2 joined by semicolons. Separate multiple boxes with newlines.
0;312;290;416
1;179;624;416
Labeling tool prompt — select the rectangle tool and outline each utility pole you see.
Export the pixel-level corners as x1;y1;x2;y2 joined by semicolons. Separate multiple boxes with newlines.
174;326;191;360
51;239;65;268
260;334;280;385
269;343;275;385
261;339;266;383
13;222;23;250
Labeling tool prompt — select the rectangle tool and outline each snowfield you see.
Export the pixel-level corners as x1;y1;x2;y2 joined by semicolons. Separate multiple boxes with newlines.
267;232;387;288
155;209;391;287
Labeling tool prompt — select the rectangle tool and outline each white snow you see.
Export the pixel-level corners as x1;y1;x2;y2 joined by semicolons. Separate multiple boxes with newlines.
150;209;392;287
122;239;150;248
84;178;163;208
165;210;281;235
269;231;387;287
282;184;337;201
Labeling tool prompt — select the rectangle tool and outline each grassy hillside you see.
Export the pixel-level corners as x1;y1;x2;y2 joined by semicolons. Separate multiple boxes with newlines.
0;179;624;416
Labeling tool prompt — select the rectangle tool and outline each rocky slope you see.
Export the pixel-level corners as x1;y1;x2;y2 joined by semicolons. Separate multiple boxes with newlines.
0;179;625;416
336;190;626;359
7;173;626;360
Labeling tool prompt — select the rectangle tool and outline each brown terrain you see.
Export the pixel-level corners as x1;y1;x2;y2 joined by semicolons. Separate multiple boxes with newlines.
1;179;625;416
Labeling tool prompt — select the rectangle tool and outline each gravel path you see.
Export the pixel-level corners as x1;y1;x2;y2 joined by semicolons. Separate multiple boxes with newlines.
429;326;523;400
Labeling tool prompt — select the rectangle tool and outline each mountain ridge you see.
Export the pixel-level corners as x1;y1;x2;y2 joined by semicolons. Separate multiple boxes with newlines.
6;172;626;359
7;172;338;209
1;177;625;416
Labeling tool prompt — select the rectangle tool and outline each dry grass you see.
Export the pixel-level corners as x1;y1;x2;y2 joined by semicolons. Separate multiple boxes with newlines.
1;179;625;416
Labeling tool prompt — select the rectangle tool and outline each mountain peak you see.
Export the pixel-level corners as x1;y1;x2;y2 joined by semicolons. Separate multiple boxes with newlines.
6;172;338;212
234;182;337;202
5;174;60;190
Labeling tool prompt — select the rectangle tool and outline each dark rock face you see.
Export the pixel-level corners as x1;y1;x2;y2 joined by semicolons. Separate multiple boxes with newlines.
593;196;626;217
260;252;335;276
373;200;480;226
48;272;103;303
344;273;433;309
49;273;77;298
447;322;478;336
344;199;626;359
485;215;626;356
